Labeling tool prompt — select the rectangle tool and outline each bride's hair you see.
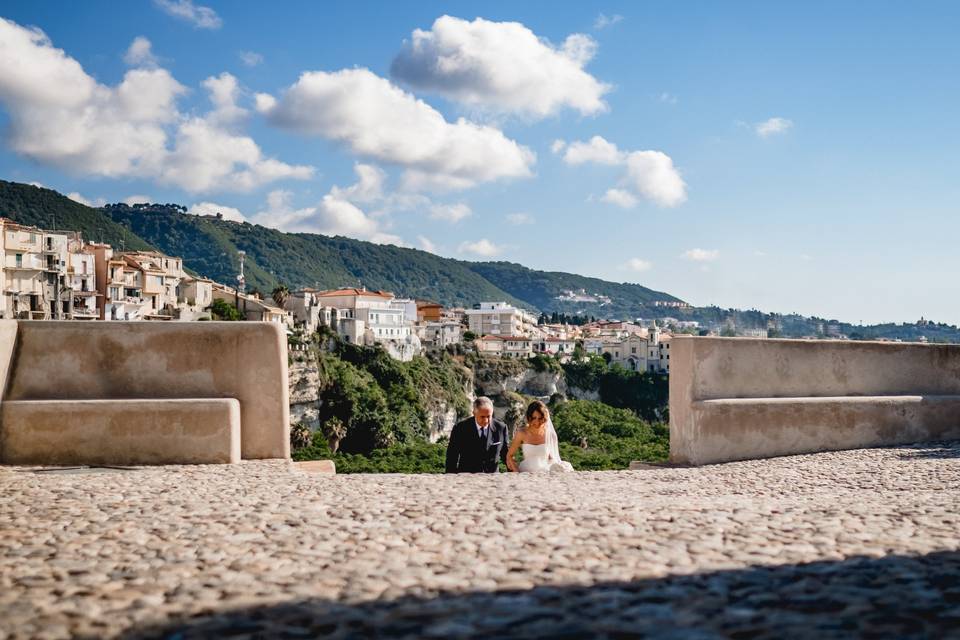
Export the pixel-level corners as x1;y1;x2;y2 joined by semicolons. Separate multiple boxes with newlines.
523;400;549;430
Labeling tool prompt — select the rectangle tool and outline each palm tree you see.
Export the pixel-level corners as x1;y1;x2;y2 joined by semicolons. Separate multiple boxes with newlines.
272;284;290;309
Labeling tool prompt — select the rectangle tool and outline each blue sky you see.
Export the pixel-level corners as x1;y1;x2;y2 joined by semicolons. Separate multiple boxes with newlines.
1;1;958;324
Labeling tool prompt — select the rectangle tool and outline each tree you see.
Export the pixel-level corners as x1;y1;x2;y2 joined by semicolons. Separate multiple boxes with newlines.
272;284;290;309
290;423;312;450
209;298;241;321
322;417;347;453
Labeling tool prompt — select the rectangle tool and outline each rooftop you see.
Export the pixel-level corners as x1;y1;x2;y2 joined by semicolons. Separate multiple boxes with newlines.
2;442;958;638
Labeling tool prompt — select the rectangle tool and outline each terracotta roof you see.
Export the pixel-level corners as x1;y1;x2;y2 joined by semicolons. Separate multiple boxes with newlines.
479;335;503;341
317;288;393;299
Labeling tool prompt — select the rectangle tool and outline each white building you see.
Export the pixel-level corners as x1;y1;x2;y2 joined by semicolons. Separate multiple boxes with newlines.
477;335;504;357
604;334;649;371
466;302;537;337
502;336;534;359
418;320;462;349
67;242;98;319
538;337;577;357
317;287;420;360
0;221;73;320
285;289;323;332
176;276;214;321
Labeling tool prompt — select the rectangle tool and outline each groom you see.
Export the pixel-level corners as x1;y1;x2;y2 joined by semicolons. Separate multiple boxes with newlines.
445;396;510;473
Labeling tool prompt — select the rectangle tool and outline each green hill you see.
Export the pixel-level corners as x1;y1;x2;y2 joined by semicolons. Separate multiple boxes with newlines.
464;261;682;319
0;181;153;251
100;203;528;307
0;180;681;317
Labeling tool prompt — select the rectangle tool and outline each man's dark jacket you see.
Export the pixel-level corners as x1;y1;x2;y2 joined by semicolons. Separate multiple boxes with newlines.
445;417;510;473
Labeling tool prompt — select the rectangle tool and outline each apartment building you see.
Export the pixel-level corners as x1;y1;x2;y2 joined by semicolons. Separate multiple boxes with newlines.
0;220;72;320
67;242;98;319
465;302;537;337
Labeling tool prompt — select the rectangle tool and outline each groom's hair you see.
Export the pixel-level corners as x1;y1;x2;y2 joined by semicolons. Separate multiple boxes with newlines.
473;396;494;412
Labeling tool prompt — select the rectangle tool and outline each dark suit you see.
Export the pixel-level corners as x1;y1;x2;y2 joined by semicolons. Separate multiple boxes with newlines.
445;417;509;473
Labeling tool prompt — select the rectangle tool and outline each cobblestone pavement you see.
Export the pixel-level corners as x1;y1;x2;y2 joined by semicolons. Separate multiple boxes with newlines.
2;442;959;639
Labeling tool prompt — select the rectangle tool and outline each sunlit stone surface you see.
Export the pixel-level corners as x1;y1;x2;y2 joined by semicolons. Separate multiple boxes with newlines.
2;442;958;639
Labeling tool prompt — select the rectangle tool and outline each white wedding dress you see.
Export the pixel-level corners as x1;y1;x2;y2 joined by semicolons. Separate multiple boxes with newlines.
518;419;574;473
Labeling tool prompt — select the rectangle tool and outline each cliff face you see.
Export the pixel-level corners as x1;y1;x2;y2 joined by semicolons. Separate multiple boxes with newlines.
287;345;474;443
473;367;567;399
289;346;579;444
289;355;321;430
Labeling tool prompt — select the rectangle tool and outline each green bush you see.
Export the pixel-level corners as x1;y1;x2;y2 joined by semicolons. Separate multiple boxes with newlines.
293;436;447;473
528;353;561;373
551;400;668;469
208;298;241;321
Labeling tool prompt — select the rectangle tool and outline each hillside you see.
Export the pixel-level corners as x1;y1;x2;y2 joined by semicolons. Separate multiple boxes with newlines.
465;261;682;319
7;180;957;341
100;203;530;308
0;181;154;252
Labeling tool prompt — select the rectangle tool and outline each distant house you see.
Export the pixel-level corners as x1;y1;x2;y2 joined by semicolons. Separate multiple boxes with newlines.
539;337;577;356
477;335;504;356
501;336;533;359
212;283;290;325
416;300;444;323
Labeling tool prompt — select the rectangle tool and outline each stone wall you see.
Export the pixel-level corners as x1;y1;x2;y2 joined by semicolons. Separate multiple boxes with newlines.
1;320;289;463
670;336;960;465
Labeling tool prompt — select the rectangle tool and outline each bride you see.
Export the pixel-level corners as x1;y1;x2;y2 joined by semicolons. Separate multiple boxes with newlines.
506;400;574;473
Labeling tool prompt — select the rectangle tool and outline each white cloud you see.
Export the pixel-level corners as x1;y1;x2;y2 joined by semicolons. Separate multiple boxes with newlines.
0;19;312;194
238;51;263;67
390;15;610;119
562;135;624;165
417;235;437;253
755;117;793;138
624;151;687;208
329;163;385;204
458;238;502;257
28;181;44;188
659;92;677;105
159;92;314;193
559;135;687;208
682;248;719;262
200;72;247;126
67;192;106;207
550;139;567;155
429;202;471;222
153;0;222;29
188;201;247;222
506;212;534;225
594;13;624;30
624;258;652;272
258;67;534;191
123;194;152;206
251;165;405;246
601;188;637;208
123;37;158;68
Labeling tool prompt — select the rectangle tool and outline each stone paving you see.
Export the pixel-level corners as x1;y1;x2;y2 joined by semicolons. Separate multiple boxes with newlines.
2;442;959;639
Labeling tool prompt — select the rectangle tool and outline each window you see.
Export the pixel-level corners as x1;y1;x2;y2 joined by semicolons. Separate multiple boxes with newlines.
631;347;637;354
15;254;22;268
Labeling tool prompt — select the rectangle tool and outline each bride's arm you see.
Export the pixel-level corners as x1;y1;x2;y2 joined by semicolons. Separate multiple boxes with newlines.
505;432;522;472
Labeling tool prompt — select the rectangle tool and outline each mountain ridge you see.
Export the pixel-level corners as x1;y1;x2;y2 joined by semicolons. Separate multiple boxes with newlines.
0;180;679;314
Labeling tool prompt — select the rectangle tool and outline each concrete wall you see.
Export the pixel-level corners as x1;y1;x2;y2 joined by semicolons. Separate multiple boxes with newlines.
670;336;960;465
2;398;241;465
2;321;289;461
